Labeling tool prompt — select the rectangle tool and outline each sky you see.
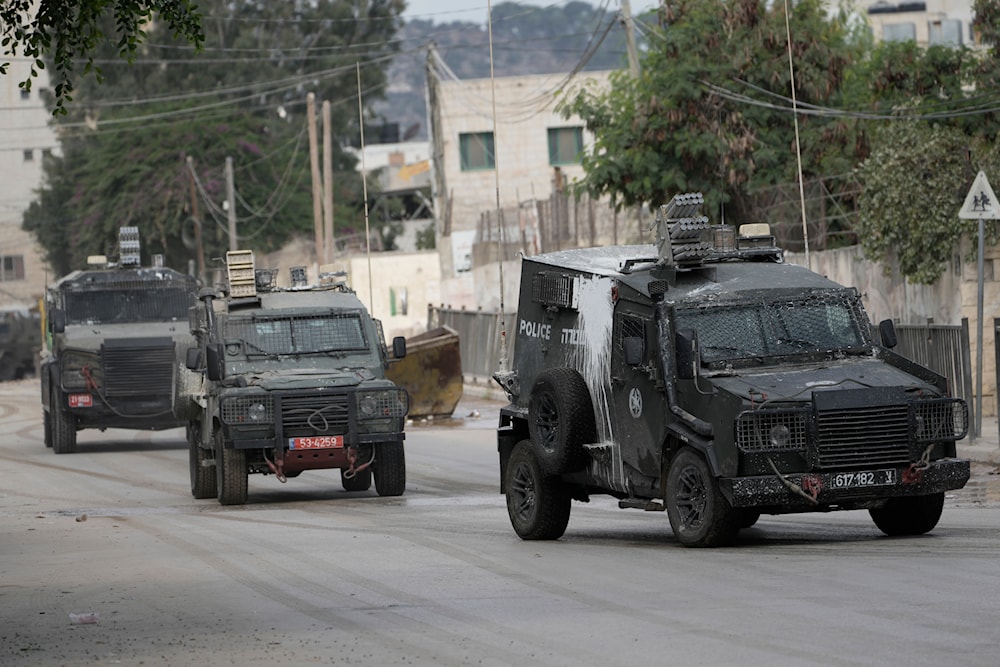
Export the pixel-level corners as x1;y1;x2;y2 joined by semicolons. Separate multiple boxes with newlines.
402;0;658;23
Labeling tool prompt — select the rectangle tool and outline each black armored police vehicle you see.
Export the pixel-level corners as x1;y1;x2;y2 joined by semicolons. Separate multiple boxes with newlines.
40;227;200;454
185;250;409;505
495;193;970;547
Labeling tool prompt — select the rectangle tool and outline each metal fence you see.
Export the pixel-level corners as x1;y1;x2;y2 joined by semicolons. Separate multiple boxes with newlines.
895;319;976;437
427;305;515;380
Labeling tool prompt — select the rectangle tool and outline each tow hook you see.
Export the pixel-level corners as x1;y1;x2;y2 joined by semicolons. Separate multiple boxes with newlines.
346;446;373;476
768;458;820;506
265;458;287;483
902;445;934;485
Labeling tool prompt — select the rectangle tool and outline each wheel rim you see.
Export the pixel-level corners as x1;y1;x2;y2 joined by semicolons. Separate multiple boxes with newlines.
674;464;708;532
533;392;559;454
509;461;537;524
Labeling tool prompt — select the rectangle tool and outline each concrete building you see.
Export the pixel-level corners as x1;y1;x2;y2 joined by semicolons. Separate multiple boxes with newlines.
0;60;56;310
863;1;976;47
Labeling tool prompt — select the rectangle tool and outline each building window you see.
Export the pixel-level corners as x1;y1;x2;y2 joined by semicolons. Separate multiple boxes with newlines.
22;149;34;162
883;22;916;42
459;132;495;171
0;255;25;282
548;126;584;166
929;19;963;46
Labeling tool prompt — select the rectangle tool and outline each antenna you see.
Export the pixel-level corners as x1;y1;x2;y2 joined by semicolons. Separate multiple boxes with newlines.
784;0;810;267
487;0;509;373
357;62;374;312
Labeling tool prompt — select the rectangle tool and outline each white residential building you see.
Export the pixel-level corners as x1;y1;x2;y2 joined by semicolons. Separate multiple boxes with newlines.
0;59;56;309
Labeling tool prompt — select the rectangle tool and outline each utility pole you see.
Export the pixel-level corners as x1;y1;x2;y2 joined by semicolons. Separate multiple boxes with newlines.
307;92;324;266
322;100;334;264
185;156;206;281
621;0;640;77
225;156;237;251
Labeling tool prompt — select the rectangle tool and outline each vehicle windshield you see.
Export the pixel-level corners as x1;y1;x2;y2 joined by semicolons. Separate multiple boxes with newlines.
224;312;369;357
63;286;194;324
674;290;870;365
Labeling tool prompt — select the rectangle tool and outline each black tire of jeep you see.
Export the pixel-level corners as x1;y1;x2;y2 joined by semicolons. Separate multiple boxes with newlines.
51;388;78;455
43;405;53;448
505;440;571;540
373;441;406;497
341;467;373;492
869;492;945;536
189;422;217;499
737;510;761;530
527;368;596;475
665;447;739;548
215;430;248;506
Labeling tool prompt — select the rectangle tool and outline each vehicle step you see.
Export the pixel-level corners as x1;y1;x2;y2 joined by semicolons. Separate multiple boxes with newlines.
618;498;665;512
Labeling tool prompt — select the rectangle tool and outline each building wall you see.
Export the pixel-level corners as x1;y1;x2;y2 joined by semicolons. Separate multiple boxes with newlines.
0;59;56;308
864;1;975;47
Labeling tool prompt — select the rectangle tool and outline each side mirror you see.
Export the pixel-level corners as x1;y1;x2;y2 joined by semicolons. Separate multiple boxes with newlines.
392;336;407;360
878;319;897;349
185;346;202;371
50;308;66;334
675;329;698;380
205;342;225;381
624;336;644;366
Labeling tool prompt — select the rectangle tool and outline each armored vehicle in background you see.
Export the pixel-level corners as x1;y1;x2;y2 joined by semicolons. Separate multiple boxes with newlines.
0;307;41;381
40;227;200;454
495;193;970;547
186;251;409;506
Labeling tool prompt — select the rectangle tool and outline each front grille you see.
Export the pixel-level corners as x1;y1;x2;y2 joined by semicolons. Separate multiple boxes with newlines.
101;338;175;397
279;393;350;438
814;404;910;469
736;409;807;453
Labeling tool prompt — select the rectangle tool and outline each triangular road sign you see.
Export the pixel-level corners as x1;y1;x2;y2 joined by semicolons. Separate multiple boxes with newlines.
959;170;1000;220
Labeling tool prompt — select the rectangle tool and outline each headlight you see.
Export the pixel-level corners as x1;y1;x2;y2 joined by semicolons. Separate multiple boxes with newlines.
769;424;791;449
61;350;100;390
736;409;807;453
356;389;408;419
221;394;274;425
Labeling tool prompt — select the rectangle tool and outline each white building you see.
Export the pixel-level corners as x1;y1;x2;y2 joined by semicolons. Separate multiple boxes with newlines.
863;1;976;47
0;61;56;310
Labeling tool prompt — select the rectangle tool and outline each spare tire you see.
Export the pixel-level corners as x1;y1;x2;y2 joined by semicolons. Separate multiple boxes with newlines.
527;368;596;475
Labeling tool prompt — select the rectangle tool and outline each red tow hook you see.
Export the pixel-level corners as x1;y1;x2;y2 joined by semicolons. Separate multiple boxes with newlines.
265;458;287;483
346;447;372;475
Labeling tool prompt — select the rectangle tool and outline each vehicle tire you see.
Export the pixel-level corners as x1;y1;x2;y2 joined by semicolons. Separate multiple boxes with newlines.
373;441;406;497
665;447;739;547
527;368;596;475
341;467;372;492
505;440;571;540
50;389;78;455
215;430;248;506
869;492;945;536
43;406;53;448
189;421;216;499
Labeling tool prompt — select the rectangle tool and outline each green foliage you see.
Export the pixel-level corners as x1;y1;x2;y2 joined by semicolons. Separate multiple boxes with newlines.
0;0;204;113
22;0;404;276
415;222;436;251
857;119;1000;284
558;0;863;224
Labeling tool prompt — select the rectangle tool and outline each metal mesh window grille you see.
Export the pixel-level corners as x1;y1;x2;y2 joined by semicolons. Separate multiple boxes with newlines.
64;286;195;324
736;409;808;453
914;398;968;442
531;272;573;308
617;315;644;349
225;313;367;356
675;290;870;365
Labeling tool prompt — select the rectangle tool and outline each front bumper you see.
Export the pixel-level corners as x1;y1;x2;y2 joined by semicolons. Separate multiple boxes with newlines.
721;458;971;509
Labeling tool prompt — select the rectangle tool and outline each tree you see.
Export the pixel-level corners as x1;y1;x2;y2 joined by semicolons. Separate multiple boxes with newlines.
557;0;863;223
0;0;204;113
856;119;1000;284
23;0;404;275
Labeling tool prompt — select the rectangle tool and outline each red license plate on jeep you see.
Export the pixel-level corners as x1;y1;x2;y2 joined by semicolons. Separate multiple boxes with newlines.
288;435;344;450
68;394;93;408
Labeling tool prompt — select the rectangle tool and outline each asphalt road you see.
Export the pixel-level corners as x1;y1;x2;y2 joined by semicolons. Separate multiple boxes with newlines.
2;378;999;666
